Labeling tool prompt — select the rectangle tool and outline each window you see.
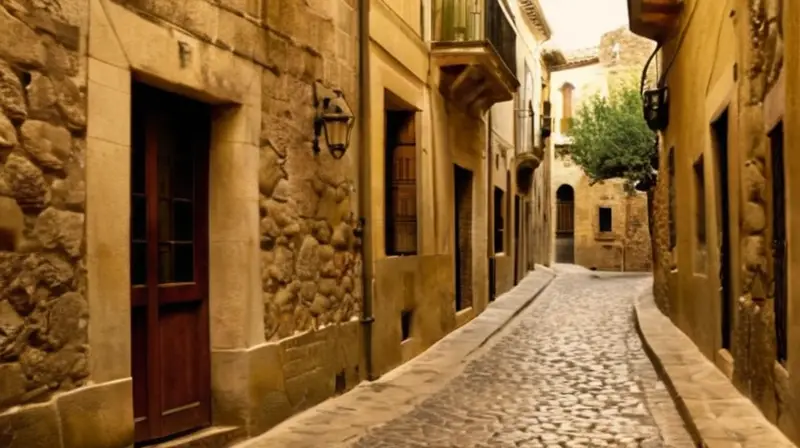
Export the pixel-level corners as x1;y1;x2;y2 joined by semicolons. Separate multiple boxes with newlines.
694;156;706;246
560;83;575;133
599;207;612;232
385;106;418;256
401;310;412;341
494;187;505;253
693;155;706;273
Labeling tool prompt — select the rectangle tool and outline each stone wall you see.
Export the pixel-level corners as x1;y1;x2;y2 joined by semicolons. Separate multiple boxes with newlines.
0;0;88;411
623;192;653;272
599;26;658;86
733;0;783;425
549;27;654;272
573;176;651;272
257;1;362;341
648;0;800;441
651;140;672;315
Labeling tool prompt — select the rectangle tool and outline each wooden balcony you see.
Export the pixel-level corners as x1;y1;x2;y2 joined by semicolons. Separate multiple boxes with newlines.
432;0;519;116
627;0;683;42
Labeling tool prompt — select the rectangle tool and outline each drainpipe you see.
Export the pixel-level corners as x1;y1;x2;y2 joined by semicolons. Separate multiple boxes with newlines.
356;0;375;381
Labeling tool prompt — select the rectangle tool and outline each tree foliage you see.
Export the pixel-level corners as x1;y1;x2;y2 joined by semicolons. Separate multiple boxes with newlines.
557;80;657;188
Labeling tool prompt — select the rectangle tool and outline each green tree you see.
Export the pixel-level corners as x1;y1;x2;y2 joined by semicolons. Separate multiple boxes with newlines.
557;79;659;264
557;81;657;188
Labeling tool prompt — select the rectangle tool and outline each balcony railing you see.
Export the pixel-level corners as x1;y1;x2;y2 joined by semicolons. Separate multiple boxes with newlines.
437;0;518;75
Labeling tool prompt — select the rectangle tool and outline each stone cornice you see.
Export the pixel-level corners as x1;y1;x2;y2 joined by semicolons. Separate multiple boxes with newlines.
518;0;552;40
541;49;566;68
547;46;600;71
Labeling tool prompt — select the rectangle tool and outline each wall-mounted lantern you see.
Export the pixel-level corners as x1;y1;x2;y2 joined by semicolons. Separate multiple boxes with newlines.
314;81;355;159
540;100;552;139
643;86;669;131
540;116;553;139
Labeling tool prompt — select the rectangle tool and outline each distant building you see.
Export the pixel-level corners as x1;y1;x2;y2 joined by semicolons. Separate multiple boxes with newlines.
545;27;655;271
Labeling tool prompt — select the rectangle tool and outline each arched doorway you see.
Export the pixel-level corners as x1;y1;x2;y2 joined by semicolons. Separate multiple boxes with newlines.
556;184;575;263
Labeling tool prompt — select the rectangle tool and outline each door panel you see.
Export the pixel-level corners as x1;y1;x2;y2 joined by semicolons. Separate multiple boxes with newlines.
131;83;211;443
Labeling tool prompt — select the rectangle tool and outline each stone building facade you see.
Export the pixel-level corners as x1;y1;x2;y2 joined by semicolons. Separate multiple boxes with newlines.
530;61;555;268
546;28;654;272
0;0;365;445
0;0;554;446
629;0;800;442
489;0;554;298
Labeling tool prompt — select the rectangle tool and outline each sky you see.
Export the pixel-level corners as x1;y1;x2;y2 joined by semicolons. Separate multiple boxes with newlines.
538;0;629;50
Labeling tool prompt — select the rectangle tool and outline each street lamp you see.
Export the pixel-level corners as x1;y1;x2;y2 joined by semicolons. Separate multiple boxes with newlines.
313;82;356;159
643;86;669;131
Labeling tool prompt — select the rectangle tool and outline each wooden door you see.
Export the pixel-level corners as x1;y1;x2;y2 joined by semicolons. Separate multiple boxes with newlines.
770;121;787;363
712;111;732;350
514;195;521;283
454;165;473;309
555;185;575;263
131;83;211;443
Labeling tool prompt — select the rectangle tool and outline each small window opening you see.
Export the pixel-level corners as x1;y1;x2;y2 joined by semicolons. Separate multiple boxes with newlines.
694;156;706;246
599;207;612;232
401;310;412;341
335;370;346;394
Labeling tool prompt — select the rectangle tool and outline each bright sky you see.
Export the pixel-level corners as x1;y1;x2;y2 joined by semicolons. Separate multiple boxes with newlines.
538;0;629;49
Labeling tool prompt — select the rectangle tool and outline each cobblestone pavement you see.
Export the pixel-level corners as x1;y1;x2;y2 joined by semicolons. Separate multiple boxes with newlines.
353;266;694;448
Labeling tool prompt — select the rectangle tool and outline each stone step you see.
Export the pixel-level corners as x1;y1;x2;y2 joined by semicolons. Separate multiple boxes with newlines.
150;426;247;448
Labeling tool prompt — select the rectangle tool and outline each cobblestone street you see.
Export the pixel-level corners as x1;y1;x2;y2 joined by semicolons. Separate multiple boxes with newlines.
240;266;694;448
353;266;693;448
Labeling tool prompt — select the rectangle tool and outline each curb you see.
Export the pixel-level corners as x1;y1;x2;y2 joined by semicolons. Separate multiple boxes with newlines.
467;266;556;357
634;290;796;448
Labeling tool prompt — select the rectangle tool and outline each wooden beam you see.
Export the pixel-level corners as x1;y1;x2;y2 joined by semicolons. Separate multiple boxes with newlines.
449;65;479;98
641;0;682;15
460;78;488;106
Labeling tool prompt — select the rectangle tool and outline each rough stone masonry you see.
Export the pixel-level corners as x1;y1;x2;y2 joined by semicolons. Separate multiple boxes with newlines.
0;0;89;411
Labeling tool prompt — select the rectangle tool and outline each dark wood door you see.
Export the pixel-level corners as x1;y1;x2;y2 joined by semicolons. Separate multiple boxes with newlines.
131;83;211;443
555;185;575;263
770;121;787;364
712;110;732;350
454;165;473;309
514;195;521;283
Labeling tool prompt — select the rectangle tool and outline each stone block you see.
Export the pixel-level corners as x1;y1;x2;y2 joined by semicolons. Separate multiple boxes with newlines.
180;0;218;41
57;379;135;448
220;0;261;17
85;136;131;382
0;401;62;448
210;349;251;427
283;367;335;412
217;8;260;59
247;343;292;434
86;79;131;146
209;240;262;350
0;6;47;69
88;0;128;68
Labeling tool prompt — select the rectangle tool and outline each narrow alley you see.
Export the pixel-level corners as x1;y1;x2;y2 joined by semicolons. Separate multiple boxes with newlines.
240;267;693;448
